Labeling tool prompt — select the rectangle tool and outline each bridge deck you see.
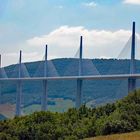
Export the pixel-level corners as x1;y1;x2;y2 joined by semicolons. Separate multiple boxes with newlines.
0;74;140;81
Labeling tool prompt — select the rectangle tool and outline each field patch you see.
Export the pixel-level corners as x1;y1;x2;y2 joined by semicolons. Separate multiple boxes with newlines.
23;98;74;114
0;104;15;118
85;131;140;140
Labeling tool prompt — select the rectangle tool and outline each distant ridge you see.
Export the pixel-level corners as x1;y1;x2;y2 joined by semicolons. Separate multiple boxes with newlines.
1;58;140;108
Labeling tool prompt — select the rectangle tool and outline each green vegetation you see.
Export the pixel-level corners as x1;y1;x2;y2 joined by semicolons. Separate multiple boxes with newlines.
0;90;140;140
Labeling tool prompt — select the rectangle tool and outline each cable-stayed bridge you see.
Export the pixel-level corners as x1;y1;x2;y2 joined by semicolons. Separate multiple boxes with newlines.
0;22;140;116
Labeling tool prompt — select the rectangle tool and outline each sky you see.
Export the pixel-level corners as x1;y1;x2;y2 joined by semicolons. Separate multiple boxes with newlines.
0;0;140;66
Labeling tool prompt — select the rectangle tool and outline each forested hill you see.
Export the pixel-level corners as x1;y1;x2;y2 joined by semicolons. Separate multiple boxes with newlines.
0;90;140;139
2;58;140;107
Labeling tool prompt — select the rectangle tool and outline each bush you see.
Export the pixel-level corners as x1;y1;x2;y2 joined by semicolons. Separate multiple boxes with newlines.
102;120;134;135
0;132;17;140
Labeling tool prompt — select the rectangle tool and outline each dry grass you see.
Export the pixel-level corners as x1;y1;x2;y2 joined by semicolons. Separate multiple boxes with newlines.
0;104;15;118
85;131;140;140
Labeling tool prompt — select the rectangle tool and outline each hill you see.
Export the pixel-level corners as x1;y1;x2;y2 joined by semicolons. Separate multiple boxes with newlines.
85;131;140;140
1;58;140;114
0;90;140;139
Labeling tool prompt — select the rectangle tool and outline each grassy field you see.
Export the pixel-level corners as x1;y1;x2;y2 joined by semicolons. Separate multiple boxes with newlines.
85;131;140;140
23;98;74;114
0;99;74;118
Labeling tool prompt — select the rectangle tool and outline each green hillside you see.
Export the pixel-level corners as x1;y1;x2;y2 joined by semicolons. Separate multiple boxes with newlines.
1;58;140;113
0;90;140;140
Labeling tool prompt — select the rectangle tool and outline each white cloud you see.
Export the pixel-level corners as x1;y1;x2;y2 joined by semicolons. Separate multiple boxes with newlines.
3;26;140;67
2;52;42;67
27;26;140;60
123;0;140;5
82;1;97;8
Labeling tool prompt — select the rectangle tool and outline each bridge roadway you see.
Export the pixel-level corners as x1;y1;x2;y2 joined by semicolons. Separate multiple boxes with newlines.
0;74;140;81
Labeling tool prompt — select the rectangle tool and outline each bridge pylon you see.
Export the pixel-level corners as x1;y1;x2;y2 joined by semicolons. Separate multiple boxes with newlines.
41;45;48;111
76;36;83;109
128;22;136;92
16;50;22;116
0;54;2;104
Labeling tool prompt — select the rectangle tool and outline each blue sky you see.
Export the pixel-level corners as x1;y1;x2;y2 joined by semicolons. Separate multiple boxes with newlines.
1;0;140;66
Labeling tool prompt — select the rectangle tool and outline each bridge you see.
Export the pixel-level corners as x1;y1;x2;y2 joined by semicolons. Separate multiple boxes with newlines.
0;22;139;116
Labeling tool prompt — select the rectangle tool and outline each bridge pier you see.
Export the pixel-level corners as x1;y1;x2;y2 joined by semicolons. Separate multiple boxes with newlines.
128;22;136;93
128;78;136;92
0;82;1;104
0;55;2;104
76;79;83;108
76;36;83;109
41;45;48;111
16;50;22;116
16;80;22;116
